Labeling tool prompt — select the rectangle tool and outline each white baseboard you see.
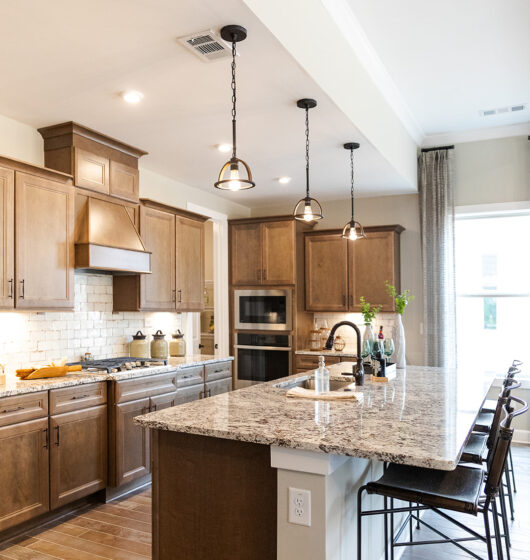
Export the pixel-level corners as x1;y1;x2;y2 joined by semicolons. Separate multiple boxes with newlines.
514;429;530;444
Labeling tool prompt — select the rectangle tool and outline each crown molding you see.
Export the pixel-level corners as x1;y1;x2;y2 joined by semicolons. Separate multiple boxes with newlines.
421;122;530;147
322;0;424;145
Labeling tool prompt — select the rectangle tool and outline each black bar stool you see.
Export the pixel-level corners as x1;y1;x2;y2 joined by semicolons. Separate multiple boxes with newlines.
357;396;528;560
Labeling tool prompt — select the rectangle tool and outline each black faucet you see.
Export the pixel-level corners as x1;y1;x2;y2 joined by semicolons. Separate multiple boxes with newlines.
324;321;364;385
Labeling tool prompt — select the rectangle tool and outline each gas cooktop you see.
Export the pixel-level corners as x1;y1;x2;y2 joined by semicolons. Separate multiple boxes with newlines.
68;357;168;374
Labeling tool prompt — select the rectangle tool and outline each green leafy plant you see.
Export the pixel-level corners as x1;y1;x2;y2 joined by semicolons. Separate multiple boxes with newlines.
385;281;415;315
359;296;381;324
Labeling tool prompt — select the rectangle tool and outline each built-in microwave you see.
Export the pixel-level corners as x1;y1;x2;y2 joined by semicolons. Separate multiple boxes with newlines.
234;289;292;331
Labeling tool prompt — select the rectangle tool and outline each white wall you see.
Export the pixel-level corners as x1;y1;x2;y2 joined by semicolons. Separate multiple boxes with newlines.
0;114;44;165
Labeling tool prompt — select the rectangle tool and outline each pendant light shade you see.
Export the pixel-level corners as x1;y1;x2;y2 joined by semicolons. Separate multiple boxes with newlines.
214;25;255;191
341;142;366;240
293;99;323;222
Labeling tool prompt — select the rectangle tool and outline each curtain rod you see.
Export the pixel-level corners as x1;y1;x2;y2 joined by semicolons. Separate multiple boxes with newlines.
421;145;455;153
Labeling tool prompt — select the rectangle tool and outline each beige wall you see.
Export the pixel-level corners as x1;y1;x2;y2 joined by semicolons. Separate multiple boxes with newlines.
454;135;529;206
0;114;44;165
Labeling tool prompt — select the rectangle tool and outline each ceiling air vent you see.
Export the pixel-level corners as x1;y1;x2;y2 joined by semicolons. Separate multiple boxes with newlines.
479;103;527;117
178;30;233;62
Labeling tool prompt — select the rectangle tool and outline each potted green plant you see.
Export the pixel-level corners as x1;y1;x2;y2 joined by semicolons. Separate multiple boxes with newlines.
359;296;381;350
385;282;414;369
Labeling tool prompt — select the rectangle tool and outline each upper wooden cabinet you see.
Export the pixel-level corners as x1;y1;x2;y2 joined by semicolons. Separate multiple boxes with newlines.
16;172;75;309
0;167;14;309
230;218;296;286
113;200;207;312
305;225;404;312
0;158;74;310
38;121;146;203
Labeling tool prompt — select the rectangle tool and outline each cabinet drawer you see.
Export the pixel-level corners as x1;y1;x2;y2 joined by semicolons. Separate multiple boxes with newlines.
295;355;340;371
176;366;204;388
175;384;204;405
114;372;177;404
49;382;107;415
204;361;232;382
150;391;177;412
0;391;48;427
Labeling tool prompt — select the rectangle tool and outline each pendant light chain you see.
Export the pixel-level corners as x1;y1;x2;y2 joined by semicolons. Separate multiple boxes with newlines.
231;37;237;159
305;107;310;198
350;147;355;220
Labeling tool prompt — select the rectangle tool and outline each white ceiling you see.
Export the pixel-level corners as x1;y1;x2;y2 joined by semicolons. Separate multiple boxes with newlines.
0;0;412;207
345;0;530;139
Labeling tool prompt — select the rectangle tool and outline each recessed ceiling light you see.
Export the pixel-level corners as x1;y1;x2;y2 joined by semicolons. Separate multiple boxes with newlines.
278;176;291;184
122;90;144;104
217;143;232;153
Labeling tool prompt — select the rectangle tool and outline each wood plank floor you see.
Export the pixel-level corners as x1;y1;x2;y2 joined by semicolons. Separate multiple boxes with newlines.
1;446;528;559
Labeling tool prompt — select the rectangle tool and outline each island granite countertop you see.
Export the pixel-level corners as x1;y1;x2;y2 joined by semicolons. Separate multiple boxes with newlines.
136;362;497;470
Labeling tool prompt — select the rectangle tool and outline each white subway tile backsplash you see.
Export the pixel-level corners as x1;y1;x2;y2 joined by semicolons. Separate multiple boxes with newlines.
0;273;183;373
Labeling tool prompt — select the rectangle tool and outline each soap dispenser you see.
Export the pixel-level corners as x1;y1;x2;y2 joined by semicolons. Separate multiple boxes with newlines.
314;355;330;394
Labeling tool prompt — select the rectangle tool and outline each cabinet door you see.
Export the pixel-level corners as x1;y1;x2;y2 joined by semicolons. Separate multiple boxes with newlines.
0;167;14;309
74;148;110;194
140;205;176;310
350;231;398;312
305;234;349;311
0;418;49;531
50;405;107;509
175;383;204;405
231;223;262;285
176;216;204;311
109;161;139;202
150;391;177;412
206;377;232;397
15;172;74;309
262;221;295;285
115;398;151;486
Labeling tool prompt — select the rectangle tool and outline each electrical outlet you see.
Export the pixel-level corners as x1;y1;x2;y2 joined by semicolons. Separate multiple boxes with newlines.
288;487;311;526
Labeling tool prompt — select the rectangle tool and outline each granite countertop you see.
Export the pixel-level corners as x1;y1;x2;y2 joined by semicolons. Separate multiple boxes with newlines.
136;362;496;470
0;355;233;398
296;349;358;358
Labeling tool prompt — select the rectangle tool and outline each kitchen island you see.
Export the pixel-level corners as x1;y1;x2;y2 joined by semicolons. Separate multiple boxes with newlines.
136;362;497;560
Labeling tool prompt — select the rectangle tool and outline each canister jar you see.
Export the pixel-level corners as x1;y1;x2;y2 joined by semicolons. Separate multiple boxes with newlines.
150;330;169;359
129;331;149;358
169;330;186;357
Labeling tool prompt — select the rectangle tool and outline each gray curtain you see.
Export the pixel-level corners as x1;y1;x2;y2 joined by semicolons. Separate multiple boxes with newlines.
419;149;456;367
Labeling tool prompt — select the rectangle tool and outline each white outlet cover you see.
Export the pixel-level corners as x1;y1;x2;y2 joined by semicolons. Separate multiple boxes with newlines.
288;487;311;527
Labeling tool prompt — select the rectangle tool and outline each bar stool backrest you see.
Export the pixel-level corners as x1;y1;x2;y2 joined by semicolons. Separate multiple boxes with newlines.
485;396;528;497
486;378;521;451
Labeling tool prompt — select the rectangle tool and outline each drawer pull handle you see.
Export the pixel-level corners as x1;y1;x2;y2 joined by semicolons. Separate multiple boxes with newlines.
71;394;90;400
1;406;24;414
8;278;13;298
43;428;49;449
55;426;60;446
20;279;25;299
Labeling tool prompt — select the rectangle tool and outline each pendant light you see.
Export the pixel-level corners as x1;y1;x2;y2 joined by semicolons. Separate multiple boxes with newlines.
293;99;323;222
341;142;366;240
214;25;255;191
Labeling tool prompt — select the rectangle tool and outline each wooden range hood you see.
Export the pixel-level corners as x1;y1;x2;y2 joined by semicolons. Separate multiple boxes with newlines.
75;197;151;274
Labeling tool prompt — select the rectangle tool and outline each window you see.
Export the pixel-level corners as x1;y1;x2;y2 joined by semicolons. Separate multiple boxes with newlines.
455;212;530;375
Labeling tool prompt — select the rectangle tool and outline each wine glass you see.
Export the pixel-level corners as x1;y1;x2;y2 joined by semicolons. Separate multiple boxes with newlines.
372;340;385;361
361;339;372;360
384;338;395;363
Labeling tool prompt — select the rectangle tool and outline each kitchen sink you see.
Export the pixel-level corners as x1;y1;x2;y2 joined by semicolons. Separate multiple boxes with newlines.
274;376;356;392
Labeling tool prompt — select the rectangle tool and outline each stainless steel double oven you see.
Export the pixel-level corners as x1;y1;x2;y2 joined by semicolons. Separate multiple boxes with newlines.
233;289;293;389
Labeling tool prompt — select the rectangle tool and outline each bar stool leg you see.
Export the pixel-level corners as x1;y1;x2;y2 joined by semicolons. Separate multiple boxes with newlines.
384;496;389;560
483;501;494;560
390;498;394;560
409;502;413;542
504;463;515;520
492;498;505;560
499;485;511;554
357;486;364;560
416;503;420;529
508;447;517;493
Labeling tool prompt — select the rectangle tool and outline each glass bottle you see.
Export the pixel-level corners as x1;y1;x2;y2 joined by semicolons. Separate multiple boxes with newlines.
314;356;330;394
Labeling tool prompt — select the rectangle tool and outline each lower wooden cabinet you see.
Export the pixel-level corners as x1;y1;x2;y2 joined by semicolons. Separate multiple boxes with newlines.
114;397;151;487
207;377;232;397
49;405;107;509
0;417;49;532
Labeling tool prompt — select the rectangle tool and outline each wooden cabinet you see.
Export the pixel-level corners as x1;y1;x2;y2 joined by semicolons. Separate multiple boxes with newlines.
74;148;110;195
0;417;49;531
109;161;139;202
207;377;232;397
150;391;178;412
115;398;151;486
0;167;14;309
114;200;207;312
15;172;75;309
305;226;403;312
176;215;204;311
305;233;349;312
139;205;176;310
49;405;107;509
230;218;295;285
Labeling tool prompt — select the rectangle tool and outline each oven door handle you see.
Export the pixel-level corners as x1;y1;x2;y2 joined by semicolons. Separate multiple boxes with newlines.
234;345;292;351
